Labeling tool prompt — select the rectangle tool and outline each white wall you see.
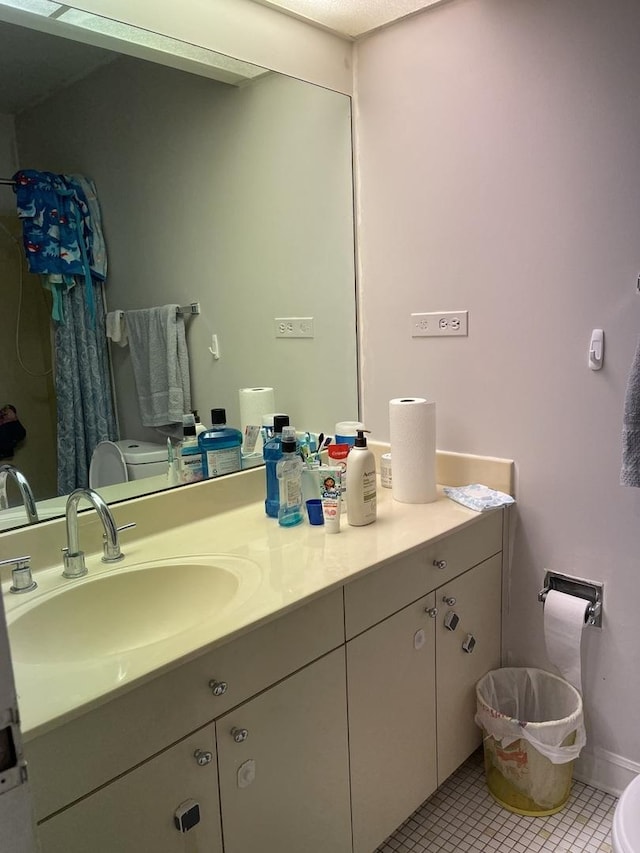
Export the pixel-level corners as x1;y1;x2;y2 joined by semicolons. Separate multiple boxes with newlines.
356;0;640;789
16;56;357;440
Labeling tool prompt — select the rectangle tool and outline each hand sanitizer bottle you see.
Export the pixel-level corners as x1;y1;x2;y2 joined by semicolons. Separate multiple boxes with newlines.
277;426;303;527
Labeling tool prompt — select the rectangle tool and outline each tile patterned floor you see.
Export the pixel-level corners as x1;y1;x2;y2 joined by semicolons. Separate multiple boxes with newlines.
377;750;617;853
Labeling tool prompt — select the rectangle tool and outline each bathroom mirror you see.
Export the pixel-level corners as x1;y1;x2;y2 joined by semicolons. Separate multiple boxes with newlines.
0;8;358;531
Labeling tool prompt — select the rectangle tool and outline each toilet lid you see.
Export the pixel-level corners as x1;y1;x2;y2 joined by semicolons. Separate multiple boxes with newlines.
613;774;640;853
89;441;128;488
116;439;166;465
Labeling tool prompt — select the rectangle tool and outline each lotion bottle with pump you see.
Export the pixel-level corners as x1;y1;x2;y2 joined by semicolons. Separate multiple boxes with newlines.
346;429;377;526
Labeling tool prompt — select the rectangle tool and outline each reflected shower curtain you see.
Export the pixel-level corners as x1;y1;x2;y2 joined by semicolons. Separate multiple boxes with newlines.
55;280;117;494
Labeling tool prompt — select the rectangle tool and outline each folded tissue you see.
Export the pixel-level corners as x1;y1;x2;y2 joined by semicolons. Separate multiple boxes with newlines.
443;484;514;512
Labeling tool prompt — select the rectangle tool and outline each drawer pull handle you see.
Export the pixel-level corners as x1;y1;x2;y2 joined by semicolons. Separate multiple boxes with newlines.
194;749;213;766
444;611;460;632
425;607;438;618
442;595;456;606
433;559;448;570
462;633;477;654
231;727;249;743
209;679;228;697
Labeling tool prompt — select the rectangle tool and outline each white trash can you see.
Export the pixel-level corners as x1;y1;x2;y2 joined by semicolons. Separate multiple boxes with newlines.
475;667;585;816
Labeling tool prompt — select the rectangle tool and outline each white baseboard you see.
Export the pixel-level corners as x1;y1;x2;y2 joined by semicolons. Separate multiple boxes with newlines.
574;747;640;797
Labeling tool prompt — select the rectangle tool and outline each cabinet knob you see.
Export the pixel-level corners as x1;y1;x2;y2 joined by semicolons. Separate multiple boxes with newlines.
444;611;460;632
193;749;213;766
462;633;477;654
433;559;448;570
231;727;249;743
209;679;228;697
425;607;438;618
442;595;456;606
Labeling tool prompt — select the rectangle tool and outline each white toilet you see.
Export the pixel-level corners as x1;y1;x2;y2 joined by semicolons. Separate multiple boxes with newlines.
89;440;167;488
612;774;640;853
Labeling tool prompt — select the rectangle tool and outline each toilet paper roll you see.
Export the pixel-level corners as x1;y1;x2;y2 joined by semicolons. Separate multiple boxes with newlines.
239;387;275;454
389;397;436;503
544;589;588;694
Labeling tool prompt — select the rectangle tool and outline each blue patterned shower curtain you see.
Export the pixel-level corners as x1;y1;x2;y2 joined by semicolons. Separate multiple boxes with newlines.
55;280;117;494
12;169;116;494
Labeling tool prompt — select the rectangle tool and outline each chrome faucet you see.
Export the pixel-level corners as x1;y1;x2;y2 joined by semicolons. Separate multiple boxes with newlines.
0;464;39;524
62;488;135;579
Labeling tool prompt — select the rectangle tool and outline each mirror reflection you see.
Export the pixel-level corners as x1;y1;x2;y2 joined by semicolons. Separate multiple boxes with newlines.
0;15;358;532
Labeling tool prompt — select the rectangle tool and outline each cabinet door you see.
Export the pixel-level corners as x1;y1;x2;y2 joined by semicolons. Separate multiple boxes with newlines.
37;725;222;853
217;648;351;853
347;593;437;853
436;552;502;785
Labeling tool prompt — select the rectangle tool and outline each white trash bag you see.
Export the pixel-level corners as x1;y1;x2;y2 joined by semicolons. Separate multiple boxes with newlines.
476;668;585;812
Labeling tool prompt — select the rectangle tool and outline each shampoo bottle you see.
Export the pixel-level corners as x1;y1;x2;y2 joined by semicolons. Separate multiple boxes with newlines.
199;408;242;479
179;413;204;483
263;414;290;517
346;429;377;526
277;426;303;527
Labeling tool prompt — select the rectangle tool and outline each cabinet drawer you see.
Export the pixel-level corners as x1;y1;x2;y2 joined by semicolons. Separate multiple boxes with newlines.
344;511;503;639
37;726;223;853
27;588;344;820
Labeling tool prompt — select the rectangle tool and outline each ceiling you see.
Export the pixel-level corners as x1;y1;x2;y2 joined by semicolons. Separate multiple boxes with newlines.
0;19;117;113
252;0;444;39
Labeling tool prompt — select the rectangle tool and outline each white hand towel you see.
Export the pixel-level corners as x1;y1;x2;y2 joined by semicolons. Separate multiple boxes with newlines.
106;310;127;346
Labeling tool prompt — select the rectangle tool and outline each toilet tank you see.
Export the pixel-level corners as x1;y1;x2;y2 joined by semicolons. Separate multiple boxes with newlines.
118;440;167;480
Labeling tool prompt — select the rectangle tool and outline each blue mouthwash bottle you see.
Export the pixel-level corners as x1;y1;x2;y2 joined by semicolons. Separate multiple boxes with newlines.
199;408;242;479
277;426;303;527
264;414;289;517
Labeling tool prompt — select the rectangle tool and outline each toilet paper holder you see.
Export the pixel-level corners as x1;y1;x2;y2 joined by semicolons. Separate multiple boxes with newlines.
538;570;603;628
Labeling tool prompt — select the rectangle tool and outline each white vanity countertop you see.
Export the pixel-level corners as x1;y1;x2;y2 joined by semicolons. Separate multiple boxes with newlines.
3;455;513;741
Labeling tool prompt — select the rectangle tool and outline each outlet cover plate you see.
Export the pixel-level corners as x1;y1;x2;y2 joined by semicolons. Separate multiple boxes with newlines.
410;311;468;337
275;317;314;338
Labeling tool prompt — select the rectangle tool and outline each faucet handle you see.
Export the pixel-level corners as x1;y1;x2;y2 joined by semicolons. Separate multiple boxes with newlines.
102;521;136;563
0;555;37;594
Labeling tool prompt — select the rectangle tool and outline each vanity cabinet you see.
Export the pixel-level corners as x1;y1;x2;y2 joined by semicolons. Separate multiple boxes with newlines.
347;592;438;853
37;725;223;853
217;648;351;853
436;552;502;785
346;513;503;853
25;508;506;853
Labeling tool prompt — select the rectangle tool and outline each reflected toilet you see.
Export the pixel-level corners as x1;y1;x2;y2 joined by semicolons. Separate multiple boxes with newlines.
612;774;640;853
89;440;167;488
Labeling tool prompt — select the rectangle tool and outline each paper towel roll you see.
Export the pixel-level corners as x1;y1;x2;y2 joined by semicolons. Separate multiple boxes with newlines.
239;387;275;453
544;590;588;693
389;397;436;503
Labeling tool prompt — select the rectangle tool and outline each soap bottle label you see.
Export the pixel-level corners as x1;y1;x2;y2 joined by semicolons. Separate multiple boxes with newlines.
362;469;377;517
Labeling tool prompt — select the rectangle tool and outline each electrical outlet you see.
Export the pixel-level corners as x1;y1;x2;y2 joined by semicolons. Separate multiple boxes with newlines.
410;311;468;337
274;317;315;338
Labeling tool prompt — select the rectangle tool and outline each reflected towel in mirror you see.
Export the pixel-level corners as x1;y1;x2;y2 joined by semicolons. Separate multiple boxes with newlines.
124;305;192;427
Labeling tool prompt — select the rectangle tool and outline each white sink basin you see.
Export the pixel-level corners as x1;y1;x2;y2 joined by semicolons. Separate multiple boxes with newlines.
8;555;260;664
